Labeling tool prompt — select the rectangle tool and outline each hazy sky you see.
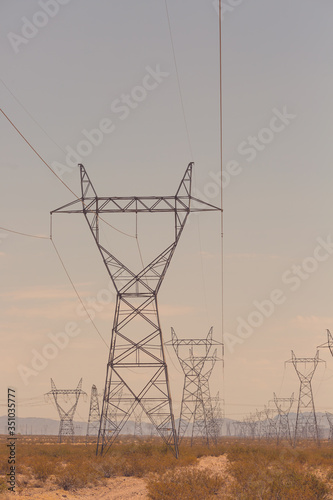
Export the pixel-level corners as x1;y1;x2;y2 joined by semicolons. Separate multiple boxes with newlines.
1;0;333;424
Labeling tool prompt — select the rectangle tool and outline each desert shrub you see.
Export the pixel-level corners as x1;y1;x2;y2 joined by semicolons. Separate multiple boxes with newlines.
228;457;329;500
94;456;118;478
30;457;58;480
0;478;7;493
55;460;102;491
0;461;7;475
146;468;224;500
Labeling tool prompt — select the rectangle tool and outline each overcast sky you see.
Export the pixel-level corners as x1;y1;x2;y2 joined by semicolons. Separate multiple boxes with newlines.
1;0;333;425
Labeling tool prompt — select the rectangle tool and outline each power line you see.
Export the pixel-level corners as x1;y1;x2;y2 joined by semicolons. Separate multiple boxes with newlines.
1;79;67;156
1;108;79;199
164;0;193;161
0;107;136;239
0;225;49;239
218;0;225;419
50;236;109;349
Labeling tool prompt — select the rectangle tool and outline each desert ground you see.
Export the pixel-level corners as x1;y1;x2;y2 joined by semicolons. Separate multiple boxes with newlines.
1;436;333;499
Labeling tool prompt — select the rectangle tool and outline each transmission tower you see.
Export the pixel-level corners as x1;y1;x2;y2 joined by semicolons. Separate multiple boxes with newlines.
259;406;277;440
318;329;333;356
326;412;333;441
286;351;324;446
167;327;222;446
244;414;257;439
211;392;223;440
134;408;143;437
86;384;100;443
45;378;86;443
52;163;220;457
273;392;294;445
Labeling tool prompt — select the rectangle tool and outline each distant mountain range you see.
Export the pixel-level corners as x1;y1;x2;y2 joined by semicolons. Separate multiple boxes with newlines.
0;413;331;438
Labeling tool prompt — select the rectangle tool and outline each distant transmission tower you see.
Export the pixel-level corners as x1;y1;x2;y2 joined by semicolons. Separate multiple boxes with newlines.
318;329;333;356
211;392;223;440
326;412;333;441
167;327;223;446
86;384;100;443
52;163;220;457
134;408;143;437
273;393;294;445
286;351;324;446
46;378;86;443
262;406;278;441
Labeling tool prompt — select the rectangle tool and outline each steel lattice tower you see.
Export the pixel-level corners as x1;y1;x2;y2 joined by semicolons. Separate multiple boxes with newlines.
52;163;220;457
326;412;333;441
167;327;222;446
86;384;101;442
134;408;143;437
211;392;223;439
262;406;278;440
318;329;333;356
273;392;294;445
45;378;86;443
286;351;324;446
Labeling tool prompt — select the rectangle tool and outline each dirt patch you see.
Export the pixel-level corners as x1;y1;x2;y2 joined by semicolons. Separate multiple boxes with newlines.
13;476;147;500
12;455;228;500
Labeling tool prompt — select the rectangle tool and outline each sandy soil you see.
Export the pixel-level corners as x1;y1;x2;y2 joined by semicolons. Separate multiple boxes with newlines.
10;455;228;500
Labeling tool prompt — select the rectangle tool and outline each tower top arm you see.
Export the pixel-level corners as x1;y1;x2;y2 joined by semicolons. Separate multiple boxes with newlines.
51;163;221;215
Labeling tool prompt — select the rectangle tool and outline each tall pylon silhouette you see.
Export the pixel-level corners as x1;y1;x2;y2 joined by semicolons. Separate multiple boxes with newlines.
286;351;324;446
167;327;222;446
86;384;100;443
326;412;333;441
45;378;86;443
52;163;220;456
273;393;294;445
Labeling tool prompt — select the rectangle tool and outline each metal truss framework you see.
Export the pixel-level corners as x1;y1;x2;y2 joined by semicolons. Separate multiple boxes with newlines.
326;412;333;441
46;378;86;443
273;393;294;445
52;163;220;457
134;408;143;437
318;329;333;356
212;392;224;438
86;384;101;443
167;327;223;446
262;406;278;441
286;351;324;446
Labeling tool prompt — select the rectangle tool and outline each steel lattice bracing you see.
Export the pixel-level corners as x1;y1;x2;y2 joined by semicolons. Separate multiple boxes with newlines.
167;327;223;446
286;351;324;446
259;406;277;440
318;329;333;356
45;378;86;443
211;392;223;440
326;412;333;441
86;384;101;443
273;392;294;445
52;163;220;457
134;408;143;437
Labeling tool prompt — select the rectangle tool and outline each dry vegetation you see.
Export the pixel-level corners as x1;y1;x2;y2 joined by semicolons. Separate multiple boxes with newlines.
1;435;333;498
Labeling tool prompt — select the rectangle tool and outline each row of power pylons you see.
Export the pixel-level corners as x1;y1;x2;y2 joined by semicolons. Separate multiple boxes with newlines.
236;330;333;446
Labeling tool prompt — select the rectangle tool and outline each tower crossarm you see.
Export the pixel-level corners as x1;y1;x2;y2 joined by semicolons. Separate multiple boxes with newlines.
52;196;220;213
318;329;333;357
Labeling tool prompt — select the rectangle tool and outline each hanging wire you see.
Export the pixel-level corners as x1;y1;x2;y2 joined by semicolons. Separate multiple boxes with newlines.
164;1;211;329
164;0;193;161
0;225;49;239
0;108;136;239
1;79;67;156
218;0;225;414
50;233;109;349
